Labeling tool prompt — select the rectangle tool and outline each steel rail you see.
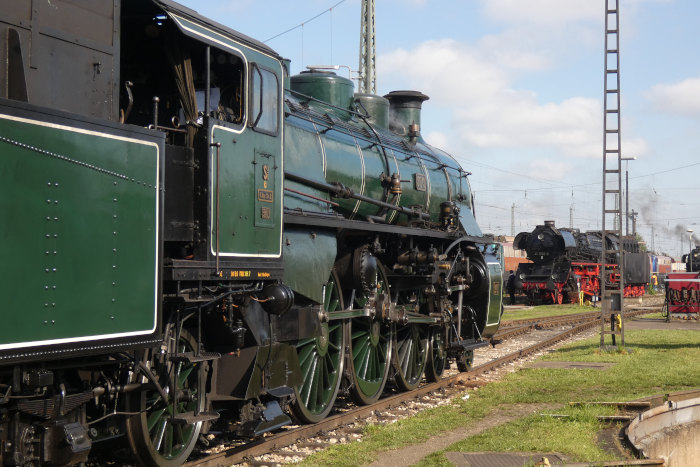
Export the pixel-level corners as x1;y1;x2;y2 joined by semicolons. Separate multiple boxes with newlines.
499;308;654;330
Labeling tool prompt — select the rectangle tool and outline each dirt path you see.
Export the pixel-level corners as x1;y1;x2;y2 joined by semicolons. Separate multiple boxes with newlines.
366;403;559;467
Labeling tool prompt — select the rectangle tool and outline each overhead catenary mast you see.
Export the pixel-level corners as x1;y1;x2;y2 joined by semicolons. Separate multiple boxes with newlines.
358;0;376;94
600;0;625;348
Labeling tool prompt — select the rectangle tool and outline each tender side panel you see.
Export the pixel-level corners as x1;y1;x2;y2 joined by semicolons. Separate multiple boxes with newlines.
0;112;161;350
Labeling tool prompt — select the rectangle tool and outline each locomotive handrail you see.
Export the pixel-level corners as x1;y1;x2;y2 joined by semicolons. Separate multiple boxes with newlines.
285;171;431;220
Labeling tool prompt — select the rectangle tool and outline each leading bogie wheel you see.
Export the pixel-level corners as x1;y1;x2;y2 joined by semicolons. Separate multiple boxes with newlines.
291;271;347;423
125;325;204;467
456;349;474;373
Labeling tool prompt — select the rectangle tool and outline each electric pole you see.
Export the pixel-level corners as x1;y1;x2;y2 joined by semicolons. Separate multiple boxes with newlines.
600;0;624;348
359;0;376;94
570;205;574;229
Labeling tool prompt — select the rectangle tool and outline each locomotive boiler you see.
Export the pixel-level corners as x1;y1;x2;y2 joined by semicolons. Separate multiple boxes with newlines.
0;0;503;464
513;221;649;304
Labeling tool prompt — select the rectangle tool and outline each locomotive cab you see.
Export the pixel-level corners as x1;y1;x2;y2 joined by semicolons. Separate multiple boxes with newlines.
120;0;285;274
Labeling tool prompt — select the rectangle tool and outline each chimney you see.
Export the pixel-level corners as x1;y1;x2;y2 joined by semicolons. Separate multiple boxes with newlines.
384;90;429;141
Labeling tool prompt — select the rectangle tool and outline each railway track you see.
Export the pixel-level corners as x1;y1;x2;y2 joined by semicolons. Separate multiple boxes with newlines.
182;308;661;467
498;307;655;330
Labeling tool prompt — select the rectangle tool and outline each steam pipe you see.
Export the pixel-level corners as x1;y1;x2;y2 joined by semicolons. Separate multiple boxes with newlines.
285;171;430;220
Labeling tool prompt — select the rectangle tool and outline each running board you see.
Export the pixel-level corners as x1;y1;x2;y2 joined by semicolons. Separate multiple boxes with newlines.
449;340;490;352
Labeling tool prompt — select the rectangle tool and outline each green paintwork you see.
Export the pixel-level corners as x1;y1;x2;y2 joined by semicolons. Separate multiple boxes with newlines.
290;72;355;111
210;82;283;257
354;93;390;129
322;130;366;217
282;228;336;304
284;83;482;235
354;144;386;220
172;11;285;258
0;113;160;349
282;120;332;213
389;150;428;223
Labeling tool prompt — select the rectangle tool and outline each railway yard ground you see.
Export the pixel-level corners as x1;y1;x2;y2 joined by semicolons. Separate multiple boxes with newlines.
236;295;700;467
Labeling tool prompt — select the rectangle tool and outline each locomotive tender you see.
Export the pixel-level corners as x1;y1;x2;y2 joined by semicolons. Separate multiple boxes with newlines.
0;0;503;465
513;221;649;304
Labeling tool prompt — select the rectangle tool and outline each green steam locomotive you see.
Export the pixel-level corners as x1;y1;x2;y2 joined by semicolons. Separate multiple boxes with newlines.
0;0;503;464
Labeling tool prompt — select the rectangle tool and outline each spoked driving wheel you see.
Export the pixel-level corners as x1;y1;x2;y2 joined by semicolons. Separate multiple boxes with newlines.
346;262;393;405
291;271;347;423
392;323;428;391
425;326;448;382
126;325;204;467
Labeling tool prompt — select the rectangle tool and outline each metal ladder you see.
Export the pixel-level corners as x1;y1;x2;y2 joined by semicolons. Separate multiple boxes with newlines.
600;0;625;347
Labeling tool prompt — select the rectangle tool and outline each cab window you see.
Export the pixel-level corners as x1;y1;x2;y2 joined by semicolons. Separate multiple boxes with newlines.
249;64;279;134
207;50;245;125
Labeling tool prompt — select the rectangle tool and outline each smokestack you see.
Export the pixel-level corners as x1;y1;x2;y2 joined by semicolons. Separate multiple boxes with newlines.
384;90;429;141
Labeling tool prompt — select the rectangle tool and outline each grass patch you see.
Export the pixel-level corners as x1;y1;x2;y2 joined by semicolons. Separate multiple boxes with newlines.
298;329;700;466
636;311;666;320
418;406;619;467
502;304;592;321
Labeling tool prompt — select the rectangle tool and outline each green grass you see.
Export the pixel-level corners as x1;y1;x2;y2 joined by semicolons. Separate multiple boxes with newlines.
418;406;619;467
636;311;666;320
502;304;593;321
297;329;700;466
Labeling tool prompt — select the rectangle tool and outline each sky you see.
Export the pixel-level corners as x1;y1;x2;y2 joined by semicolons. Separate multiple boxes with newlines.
176;0;700;258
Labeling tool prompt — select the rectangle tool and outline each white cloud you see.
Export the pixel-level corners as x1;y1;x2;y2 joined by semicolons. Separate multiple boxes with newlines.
380;39;602;158
646;76;700;118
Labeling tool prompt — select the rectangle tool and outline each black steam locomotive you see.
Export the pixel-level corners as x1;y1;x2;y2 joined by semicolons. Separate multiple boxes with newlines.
513;221;649;304
0;0;503;464
682;247;700;272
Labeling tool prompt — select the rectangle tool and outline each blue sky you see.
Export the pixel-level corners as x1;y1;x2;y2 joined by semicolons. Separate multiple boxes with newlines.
177;0;700;257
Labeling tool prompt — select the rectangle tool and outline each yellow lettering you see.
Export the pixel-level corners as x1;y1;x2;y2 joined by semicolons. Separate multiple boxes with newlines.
229;270;252;278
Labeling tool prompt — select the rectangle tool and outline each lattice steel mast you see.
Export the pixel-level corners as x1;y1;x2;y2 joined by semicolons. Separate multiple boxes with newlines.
359;0;376;94
600;0;625;348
